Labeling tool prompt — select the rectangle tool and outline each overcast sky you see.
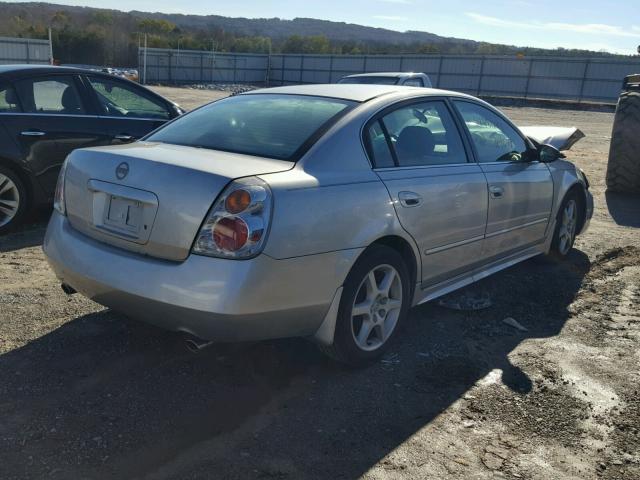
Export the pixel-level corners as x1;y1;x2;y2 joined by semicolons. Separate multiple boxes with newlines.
10;0;640;54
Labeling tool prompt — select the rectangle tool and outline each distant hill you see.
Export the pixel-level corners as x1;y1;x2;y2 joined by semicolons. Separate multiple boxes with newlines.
0;2;625;67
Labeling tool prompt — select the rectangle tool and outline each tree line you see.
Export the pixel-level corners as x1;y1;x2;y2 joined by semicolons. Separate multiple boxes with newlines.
1;6;624;67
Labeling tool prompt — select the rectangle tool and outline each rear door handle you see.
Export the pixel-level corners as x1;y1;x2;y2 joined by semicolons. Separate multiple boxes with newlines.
115;134;135;142
398;191;423;207
20;130;46;137
489;185;504;199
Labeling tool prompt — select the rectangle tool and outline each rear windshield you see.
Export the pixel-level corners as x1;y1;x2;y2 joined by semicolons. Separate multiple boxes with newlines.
146;94;354;161
338;76;399;85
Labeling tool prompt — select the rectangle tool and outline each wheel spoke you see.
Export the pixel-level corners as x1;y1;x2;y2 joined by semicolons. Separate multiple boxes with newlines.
352;301;372;317
0;199;18;209
378;268;396;296
0;176;11;195
386;298;402;312
356;319;374;345
366;271;379;297
0;204;15;216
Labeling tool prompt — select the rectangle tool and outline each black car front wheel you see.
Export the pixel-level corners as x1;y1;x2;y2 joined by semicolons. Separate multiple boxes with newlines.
0;165;27;234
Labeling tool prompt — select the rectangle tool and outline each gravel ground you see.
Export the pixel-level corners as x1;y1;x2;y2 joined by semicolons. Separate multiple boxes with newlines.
1;87;639;480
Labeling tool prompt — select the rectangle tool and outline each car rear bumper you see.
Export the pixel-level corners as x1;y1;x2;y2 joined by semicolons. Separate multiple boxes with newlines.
44;212;361;342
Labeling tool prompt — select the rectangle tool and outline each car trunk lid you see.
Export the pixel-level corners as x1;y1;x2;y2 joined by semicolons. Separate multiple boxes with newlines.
63;142;292;261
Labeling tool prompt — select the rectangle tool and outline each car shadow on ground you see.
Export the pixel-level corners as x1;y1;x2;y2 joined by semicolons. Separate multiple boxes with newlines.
0;208;50;252
0;250;590;479
605;191;640;228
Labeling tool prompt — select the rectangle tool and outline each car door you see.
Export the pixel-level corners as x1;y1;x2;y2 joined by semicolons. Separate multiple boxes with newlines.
452;100;554;260
2;74;112;197
365;98;488;286
83;75;174;143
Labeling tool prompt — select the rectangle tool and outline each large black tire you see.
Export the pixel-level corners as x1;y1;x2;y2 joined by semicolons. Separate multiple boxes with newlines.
606;90;640;194
319;245;411;366
0;165;28;235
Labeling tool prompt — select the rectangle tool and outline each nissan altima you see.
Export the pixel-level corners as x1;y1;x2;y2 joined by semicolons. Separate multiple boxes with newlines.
44;84;593;365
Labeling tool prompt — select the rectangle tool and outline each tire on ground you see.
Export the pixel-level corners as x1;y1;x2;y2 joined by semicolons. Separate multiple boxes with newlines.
606;90;640;194
318;244;411;366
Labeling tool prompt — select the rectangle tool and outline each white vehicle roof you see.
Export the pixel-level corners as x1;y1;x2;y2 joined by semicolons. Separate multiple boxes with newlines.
245;84;468;103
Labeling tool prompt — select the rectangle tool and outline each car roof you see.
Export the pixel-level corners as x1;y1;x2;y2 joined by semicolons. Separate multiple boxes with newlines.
343;72;420;79
0;64;111;80
245;84;466;103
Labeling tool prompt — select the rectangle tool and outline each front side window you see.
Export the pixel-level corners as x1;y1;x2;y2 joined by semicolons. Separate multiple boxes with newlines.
0;83;20;112
366;100;467;167
88;76;170;120
147;94;354;161
15;76;85;114
453;101;528;163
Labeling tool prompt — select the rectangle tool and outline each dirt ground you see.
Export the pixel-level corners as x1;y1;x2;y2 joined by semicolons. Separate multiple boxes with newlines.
0;87;639;480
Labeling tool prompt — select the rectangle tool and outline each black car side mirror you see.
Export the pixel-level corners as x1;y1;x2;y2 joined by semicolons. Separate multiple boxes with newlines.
538;144;566;163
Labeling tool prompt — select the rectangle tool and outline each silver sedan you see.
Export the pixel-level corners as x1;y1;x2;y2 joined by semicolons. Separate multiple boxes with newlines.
44;84;593;365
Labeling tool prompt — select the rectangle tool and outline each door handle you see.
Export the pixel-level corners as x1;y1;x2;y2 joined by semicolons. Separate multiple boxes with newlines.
20;130;46;137
398;191;423;207
489;185;504;199
115;134;135;142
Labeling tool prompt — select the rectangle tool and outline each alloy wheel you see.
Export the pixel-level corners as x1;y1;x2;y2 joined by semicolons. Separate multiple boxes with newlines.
351;264;403;352
0;173;20;228
558;199;577;255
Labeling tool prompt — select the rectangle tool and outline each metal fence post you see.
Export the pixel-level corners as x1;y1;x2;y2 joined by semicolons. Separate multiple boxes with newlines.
233;55;238;83
168;52;172;84
436;56;444;88
200;52;204;83
399;56;405;71
476;56;485;96
524;58;534;99
578;59;591;102
328;55;334;82
281;55;285;85
363;55;368;73
299;55;304;84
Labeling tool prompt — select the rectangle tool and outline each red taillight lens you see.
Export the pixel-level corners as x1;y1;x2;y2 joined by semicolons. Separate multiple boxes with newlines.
212;216;248;251
225;189;251;214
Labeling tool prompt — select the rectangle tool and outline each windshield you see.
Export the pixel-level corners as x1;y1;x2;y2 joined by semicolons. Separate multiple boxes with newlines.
338;76;399;85
146;94;354;161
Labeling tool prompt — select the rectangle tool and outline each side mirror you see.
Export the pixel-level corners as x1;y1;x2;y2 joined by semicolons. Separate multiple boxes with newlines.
538;144;566;163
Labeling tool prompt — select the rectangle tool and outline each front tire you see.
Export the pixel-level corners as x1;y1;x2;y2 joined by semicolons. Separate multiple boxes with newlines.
320;245;411;366
0;166;27;235
549;191;581;259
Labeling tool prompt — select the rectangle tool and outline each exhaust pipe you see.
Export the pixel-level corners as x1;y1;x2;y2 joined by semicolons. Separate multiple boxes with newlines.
184;336;214;353
61;283;76;295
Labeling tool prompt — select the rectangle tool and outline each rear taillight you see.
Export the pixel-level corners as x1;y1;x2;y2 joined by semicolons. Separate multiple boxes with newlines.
53;159;68;216
192;177;272;259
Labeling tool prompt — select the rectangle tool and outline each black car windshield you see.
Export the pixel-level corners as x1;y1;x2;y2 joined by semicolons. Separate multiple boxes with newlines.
338;76;399;85
146;94;355;161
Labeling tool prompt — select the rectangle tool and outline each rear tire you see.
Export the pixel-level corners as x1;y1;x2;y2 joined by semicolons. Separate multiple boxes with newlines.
606;90;640;194
0;165;27;235
319;245;411;366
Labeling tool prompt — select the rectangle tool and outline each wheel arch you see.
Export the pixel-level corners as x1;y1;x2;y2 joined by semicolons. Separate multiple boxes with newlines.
0;157;36;208
561;182;588;234
369;234;420;296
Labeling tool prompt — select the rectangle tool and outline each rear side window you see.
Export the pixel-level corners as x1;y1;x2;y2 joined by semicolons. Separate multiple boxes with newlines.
366;100;468;167
147;94;354;161
0;83;20;112
87;76;170;120
15;76;85;115
403;78;424;87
